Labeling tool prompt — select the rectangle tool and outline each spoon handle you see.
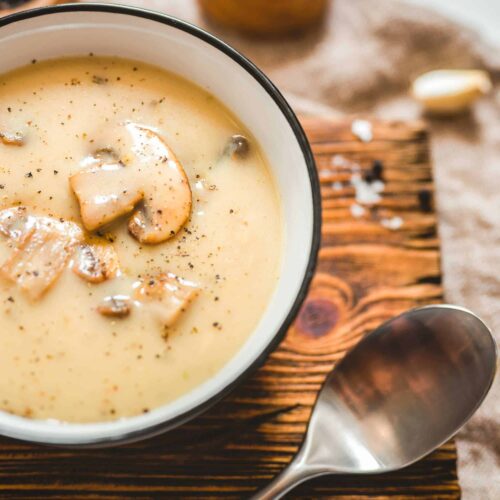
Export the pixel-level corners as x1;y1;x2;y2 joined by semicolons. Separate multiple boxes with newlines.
252;460;327;500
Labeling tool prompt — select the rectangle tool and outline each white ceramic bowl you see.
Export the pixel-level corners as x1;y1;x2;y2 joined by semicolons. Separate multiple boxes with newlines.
0;3;321;446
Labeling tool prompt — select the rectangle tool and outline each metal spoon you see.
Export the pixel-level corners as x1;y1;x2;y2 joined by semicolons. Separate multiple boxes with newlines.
254;305;497;499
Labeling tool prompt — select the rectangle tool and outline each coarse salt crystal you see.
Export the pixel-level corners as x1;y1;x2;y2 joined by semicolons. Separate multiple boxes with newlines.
350;204;366;218
356;182;381;205
351;119;373;143
381;216;403;230
372;180;385;193
350;172;384;205
350;172;362;186
332;154;348;167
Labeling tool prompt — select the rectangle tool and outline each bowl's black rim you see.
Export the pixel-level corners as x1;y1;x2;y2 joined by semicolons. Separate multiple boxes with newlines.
0;2;322;446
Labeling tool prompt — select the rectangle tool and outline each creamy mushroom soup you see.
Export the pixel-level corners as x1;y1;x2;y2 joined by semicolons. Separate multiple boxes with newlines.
0;57;282;422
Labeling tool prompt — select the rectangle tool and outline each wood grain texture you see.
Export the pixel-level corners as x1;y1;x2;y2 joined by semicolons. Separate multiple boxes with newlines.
0;118;459;499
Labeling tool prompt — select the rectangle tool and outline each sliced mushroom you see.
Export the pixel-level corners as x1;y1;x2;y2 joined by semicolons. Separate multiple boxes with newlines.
133;272;199;327
72;243;120;283
97;295;132;318
126;123;192;243
0;207;83;245
94;147;120;163
0;220;80;300
70;157;143;231
70;122;192;244
0;206;31;240
0;207;120;298
224;134;250;159
0;130;24;147
127;130;191;243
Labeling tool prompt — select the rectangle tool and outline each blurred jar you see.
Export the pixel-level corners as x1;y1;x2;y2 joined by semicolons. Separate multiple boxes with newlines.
198;0;329;37
0;0;58;14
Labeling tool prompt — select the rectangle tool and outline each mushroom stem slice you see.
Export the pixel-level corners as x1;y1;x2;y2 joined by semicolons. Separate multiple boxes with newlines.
72;243;120;283
126;124;192;244
70;160;143;231
133;272;199;327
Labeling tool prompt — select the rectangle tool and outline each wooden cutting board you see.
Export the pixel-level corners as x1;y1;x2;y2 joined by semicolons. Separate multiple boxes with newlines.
0;118;459;499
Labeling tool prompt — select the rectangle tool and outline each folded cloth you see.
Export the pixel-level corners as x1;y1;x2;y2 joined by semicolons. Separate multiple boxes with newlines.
84;1;500;497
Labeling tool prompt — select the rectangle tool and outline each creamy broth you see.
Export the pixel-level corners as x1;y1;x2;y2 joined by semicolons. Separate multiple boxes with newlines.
0;57;282;422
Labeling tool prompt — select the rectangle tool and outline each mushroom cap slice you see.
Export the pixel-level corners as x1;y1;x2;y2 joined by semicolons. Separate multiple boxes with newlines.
0;206;31;240
126;124;192;244
0;214;83;300
97;295;132;318
224;134;250;159
69;123;192;244
133;272;199;327
0;207;83;245
0;130;24;147
72;242;120;283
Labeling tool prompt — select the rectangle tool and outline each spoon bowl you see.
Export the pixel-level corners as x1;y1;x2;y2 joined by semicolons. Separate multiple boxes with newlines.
256;305;497;499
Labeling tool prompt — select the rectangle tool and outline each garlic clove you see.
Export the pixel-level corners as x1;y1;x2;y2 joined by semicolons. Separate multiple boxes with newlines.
411;70;492;114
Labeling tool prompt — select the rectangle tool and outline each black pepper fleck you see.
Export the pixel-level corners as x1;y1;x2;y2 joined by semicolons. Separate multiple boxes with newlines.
418;189;433;213
372;159;384;181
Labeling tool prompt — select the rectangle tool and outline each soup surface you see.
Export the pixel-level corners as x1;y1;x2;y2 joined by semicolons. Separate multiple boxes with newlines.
0;57;282;422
